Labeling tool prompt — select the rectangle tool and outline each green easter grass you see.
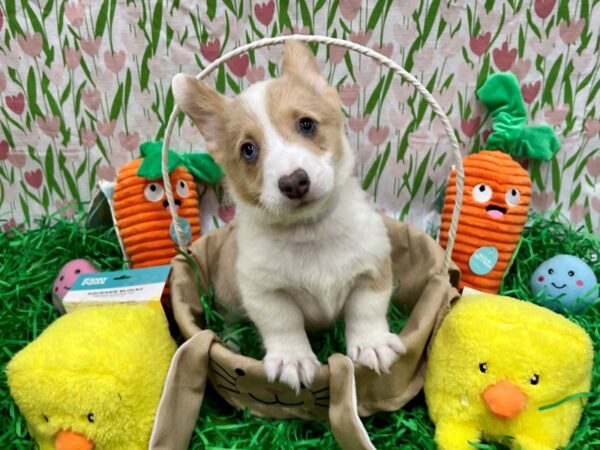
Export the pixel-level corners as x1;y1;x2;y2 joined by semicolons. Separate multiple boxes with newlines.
1;213;598;449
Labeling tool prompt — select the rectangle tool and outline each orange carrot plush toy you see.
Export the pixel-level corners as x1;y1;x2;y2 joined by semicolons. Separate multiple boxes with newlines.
113;141;222;268
439;73;559;293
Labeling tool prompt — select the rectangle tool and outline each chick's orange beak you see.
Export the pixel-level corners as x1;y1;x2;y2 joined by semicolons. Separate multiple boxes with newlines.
55;430;95;450
482;380;527;419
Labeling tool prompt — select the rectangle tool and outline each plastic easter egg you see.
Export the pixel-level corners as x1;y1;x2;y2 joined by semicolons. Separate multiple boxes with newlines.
52;259;98;313
530;255;598;313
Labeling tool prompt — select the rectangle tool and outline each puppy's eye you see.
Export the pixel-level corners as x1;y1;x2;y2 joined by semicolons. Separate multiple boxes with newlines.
298;117;316;136
87;413;95;423
530;374;540;385
241;142;259;163
479;362;488;373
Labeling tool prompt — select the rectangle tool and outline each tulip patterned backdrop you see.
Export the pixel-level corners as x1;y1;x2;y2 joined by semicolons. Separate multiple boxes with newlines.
0;0;599;234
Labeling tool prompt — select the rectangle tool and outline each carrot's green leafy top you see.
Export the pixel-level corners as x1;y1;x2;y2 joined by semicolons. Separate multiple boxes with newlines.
137;141;223;184
477;73;560;161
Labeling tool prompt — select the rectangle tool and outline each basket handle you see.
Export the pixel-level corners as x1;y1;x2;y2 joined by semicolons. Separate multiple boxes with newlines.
162;35;464;276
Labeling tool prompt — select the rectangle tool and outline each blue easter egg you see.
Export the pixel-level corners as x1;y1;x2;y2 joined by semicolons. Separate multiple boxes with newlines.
530;255;599;313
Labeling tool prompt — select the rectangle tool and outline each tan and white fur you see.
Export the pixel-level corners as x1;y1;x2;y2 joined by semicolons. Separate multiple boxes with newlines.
172;41;405;392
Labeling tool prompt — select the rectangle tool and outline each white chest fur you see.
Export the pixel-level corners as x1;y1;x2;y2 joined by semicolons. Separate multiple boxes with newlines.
235;178;391;329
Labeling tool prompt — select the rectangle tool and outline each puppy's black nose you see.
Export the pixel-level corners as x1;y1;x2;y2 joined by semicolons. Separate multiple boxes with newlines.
278;169;310;200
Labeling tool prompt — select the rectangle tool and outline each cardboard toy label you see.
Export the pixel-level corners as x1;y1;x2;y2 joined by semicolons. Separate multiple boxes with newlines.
62;265;171;313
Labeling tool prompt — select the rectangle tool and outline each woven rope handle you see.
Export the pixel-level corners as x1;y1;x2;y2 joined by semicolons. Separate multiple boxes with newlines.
162;34;464;275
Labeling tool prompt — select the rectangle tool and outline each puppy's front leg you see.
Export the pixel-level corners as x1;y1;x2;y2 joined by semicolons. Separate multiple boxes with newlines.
344;258;407;373
241;287;320;392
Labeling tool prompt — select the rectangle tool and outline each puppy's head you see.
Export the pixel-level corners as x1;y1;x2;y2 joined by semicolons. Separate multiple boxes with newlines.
172;41;354;224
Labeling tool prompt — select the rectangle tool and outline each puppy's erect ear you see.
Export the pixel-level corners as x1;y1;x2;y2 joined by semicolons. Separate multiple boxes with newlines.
172;74;227;146
281;41;330;95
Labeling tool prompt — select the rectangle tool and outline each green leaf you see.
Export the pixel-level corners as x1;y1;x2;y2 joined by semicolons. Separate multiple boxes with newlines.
20;194;31;226
110;83;124;121
421;0;441;43
164;87;174;119
476;54;490;90
278;0;293;32
207;0;217;19
587;79;600;107
60;79;71;105
315;0;327;13
5;0;24;35
24;2;45;36
569;183;582;208
576;70;595;93
151;0;163;54
74;82;85;117
518;26;525;58
76;155;88;179
526;9;541;39
542;55;563;106
226;74;240;93
44;146;64;197
327;0;339;29
411;152;431;197
574;149;598;179
140;46;152;90
124;69;132;109
89;159;103;192
366;0;386;30
42;0;54;20
26;68;43;118
299;0;312;31
216;64;226;93
364;77;386;115
95;0;110;37
551;157;561;203
556;0;570;23
57;0;65;33
343;51;355;82
63;167;80;202
362;154;382;190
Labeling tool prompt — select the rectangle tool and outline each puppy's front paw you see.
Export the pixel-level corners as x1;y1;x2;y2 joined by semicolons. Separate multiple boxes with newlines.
263;350;321;393
347;332;407;373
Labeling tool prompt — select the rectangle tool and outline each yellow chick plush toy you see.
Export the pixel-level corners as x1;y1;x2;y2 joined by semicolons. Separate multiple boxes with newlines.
425;294;593;450
7;304;176;450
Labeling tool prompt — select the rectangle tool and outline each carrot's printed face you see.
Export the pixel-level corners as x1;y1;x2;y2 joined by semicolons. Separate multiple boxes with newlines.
459;150;532;224
470;181;524;220
143;171;193;212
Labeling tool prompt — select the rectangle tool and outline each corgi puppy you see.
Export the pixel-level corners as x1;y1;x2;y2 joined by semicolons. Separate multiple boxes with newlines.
172;41;405;392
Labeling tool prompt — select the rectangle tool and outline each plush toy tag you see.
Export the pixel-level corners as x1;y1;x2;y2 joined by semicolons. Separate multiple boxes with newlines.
469;246;499;275
62;265;171;313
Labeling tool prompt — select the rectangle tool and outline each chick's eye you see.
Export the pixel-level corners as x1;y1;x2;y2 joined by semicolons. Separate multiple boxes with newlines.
87;413;95;423
241;142;259;163
479;362;488;373
43;414;49;422
298;117;316;136
176;179;190;198
530;374;540;385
